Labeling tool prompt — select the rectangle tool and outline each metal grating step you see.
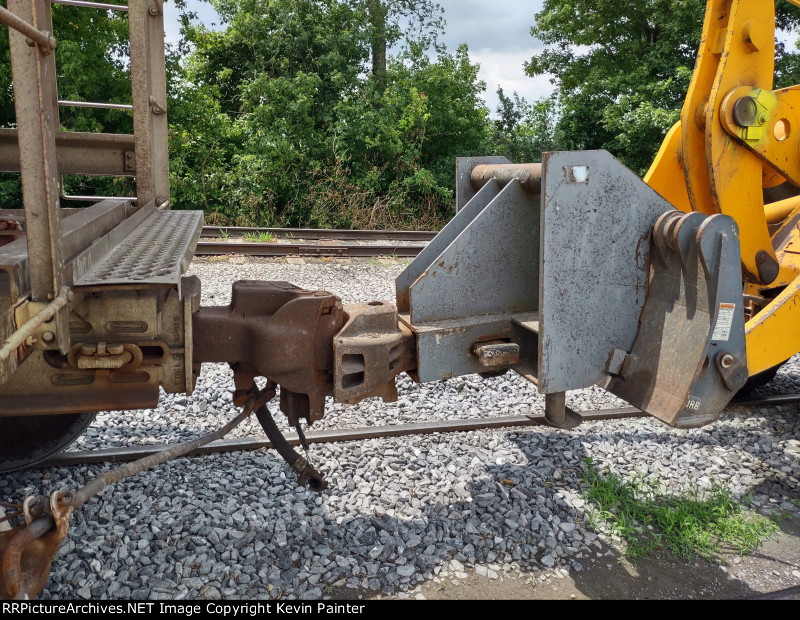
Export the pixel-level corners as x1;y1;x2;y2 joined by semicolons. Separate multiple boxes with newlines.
75;210;203;286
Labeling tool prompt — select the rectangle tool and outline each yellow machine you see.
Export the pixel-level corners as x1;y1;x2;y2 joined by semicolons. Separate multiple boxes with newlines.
647;0;800;379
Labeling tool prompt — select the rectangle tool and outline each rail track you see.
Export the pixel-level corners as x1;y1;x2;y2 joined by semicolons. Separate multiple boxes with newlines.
36;393;800;470
196;226;433;257
4;222;436;256
195;241;426;258
201;226;437;242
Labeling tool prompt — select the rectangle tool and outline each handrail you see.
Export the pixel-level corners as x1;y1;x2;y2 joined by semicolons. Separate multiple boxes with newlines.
58;100;134;111
49;0;128;11
0;5;56;51
60;193;136;202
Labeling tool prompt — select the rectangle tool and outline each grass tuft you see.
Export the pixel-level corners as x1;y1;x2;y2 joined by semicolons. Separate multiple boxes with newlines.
580;458;778;560
243;231;276;243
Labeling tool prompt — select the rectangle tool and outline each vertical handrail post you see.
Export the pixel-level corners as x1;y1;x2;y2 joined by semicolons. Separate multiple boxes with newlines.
129;0;169;209
7;0;70;353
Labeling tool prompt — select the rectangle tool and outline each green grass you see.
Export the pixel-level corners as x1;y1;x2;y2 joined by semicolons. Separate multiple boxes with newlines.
243;231;276;243
580;458;779;560
218;228;229;239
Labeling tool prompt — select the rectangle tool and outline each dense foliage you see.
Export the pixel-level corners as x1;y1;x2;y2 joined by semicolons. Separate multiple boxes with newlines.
526;0;800;175
0;4;135;204
169;0;490;228
3;1;800;226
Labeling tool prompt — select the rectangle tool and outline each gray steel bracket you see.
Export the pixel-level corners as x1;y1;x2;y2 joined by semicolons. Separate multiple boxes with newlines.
396;170;539;383
606;210;747;428
537;150;673;394
399;150;745;429
455;156;511;211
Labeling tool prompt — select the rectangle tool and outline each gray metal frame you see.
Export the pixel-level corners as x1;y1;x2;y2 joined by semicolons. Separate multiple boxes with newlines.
397;165;541;384
0;0;169;201
6;0;69;353
0;0;175;388
537;150;671;394
401;150;746;428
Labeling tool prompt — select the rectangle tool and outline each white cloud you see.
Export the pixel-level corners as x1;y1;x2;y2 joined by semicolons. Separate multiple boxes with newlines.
437;0;544;52
470;47;555;113
163;0;222;45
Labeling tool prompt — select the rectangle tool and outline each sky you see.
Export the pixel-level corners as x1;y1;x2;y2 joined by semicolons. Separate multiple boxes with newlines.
426;0;553;112
162;0;553;114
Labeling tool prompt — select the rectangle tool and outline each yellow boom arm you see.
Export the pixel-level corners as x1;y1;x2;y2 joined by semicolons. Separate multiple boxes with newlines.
647;0;800;376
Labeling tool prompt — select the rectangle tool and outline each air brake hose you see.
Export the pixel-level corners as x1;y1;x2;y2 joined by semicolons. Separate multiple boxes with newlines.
254;403;328;493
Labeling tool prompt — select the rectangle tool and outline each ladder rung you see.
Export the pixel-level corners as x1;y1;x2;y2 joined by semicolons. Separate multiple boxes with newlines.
60;193;136;202
49;0;129;11
58;100;133;111
0;5;55;50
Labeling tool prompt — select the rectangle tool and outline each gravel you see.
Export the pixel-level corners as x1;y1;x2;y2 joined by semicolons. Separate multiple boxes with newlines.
2;257;799;600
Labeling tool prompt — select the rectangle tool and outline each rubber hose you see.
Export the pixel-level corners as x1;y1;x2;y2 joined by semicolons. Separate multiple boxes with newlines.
254;403;327;492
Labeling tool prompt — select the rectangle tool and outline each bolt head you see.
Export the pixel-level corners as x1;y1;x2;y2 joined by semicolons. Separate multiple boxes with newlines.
720;354;735;369
743;20;767;52
733;96;759;127
42;331;55;343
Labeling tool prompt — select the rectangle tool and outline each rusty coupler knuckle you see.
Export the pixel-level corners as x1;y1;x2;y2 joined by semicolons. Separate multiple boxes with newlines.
192;281;344;425
332;301;415;405
193;282;416;421
192;282;417;491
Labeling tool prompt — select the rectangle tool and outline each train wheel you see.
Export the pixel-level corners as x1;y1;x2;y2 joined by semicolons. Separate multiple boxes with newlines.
0;413;96;474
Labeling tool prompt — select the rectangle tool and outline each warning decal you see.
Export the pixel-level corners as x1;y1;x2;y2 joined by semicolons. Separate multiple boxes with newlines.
712;303;736;342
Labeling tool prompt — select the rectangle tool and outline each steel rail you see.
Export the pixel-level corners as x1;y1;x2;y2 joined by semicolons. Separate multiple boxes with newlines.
201;227;437;242
36;394;800;469
0;219;434;242
195;241;425;258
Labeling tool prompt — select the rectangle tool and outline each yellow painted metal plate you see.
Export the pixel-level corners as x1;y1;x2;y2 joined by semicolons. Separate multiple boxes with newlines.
680;0;731;216
644;122;691;212
746;274;800;374
746;199;800;371
706;0;779;284
720;85;800;187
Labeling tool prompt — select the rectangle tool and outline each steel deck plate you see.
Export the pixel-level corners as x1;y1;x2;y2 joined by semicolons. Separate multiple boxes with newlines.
75;210;203;286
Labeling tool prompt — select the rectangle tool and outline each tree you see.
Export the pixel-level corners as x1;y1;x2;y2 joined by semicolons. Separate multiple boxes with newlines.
526;0;800;174
2;0;493;228
491;88;558;163
169;0;372;224
360;0;443;90
1;4;136;207
170;0;490;228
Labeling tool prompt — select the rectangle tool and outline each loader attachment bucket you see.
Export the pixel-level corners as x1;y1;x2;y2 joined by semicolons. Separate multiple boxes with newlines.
397;150;746;428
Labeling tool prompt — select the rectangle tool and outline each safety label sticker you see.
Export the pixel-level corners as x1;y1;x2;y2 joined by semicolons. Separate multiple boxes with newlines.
712;303;736;342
